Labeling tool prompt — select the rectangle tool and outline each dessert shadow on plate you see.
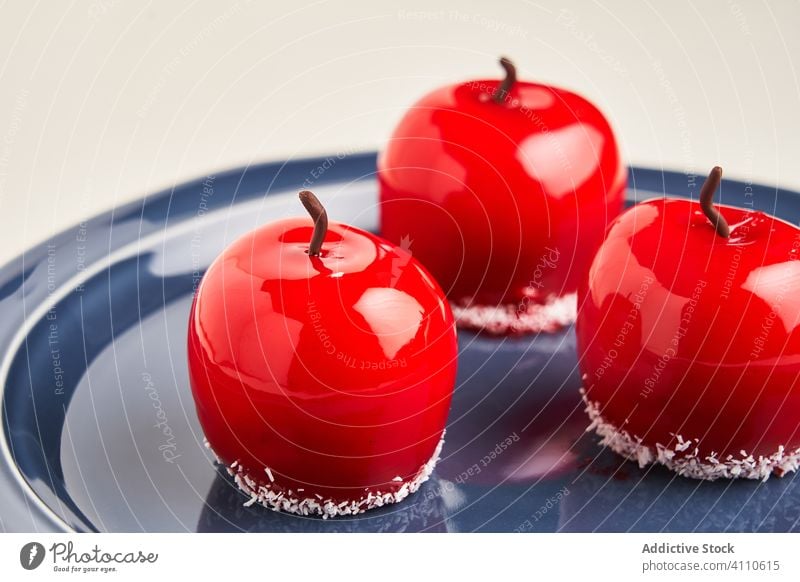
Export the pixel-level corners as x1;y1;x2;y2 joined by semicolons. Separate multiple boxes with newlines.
2;155;799;532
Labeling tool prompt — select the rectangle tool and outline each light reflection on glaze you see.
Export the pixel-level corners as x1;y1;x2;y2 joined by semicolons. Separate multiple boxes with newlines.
577;197;800;461
187;215;457;503
354;288;424;360
379;74;626;315
516;124;606;198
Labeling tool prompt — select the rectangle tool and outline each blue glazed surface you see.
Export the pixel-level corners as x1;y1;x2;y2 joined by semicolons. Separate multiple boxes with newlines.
2;153;799;532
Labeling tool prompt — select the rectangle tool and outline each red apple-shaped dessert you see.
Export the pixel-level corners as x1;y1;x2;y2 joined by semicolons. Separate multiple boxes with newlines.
379;57;626;335
577;167;800;480
188;191;458;517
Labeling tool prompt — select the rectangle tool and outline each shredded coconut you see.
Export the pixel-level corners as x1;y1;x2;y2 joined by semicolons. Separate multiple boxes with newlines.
209;434;445;518
451;293;576;335
581;389;800;481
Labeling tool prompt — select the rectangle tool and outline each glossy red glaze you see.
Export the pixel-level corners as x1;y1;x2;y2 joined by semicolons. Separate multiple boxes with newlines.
188;217;457;504
378;76;626;332
577;199;800;460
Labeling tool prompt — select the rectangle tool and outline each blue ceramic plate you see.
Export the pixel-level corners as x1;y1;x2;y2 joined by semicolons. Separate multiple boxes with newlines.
2;153;799;533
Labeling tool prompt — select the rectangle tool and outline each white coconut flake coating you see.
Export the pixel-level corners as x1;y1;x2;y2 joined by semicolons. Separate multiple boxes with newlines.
452;293;576;335
208;434;445;519
581;389;800;481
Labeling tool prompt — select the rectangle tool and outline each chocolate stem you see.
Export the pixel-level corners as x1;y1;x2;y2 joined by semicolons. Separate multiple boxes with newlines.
298;190;328;256
493;56;517;104
699;166;730;238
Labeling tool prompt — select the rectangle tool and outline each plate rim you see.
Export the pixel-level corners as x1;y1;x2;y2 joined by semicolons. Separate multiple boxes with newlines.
1;155;797;533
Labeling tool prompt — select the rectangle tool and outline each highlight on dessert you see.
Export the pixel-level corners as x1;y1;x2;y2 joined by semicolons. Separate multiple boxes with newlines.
577;166;800;481
4;4;797;552
187;190;457;517
379;57;626;336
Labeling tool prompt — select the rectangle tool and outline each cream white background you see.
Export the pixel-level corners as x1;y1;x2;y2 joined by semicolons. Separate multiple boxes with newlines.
0;0;798;265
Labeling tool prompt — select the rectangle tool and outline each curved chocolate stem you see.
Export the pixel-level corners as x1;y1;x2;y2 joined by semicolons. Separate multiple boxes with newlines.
699;166;730;238
493;56;517;104
298;190;328;255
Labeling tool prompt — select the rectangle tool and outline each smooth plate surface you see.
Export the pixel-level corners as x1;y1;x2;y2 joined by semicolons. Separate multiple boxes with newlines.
2;153;800;532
